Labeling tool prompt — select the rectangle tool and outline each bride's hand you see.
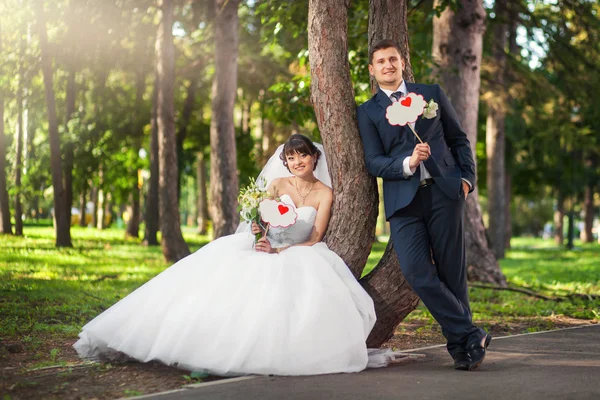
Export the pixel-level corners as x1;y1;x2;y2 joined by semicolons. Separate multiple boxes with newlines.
251;221;264;235
255;237;274;253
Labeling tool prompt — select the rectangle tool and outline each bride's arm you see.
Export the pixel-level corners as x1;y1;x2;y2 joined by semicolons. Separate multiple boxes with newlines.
277;188;333;252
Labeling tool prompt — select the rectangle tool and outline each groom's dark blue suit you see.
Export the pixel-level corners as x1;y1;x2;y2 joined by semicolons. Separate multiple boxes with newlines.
358;82;485;357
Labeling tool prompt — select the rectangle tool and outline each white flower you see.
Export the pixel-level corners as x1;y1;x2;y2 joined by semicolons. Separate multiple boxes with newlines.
423;99;439;119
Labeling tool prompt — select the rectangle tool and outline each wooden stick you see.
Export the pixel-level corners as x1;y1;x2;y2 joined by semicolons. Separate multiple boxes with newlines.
407;124;424;144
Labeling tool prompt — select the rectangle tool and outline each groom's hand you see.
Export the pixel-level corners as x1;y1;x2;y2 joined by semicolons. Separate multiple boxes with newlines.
409;143;431;170
462;181;469;199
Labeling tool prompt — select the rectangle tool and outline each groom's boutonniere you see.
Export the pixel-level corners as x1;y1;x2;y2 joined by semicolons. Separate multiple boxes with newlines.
423;99;439;119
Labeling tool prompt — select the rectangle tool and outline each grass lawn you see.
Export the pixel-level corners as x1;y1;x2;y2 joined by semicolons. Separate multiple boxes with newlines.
1;227;598;398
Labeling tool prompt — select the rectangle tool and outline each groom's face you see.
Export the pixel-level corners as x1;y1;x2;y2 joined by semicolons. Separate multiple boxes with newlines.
369;47;404;91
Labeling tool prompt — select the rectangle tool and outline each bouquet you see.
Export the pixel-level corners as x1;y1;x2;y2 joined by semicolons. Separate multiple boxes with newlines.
237;177;271;242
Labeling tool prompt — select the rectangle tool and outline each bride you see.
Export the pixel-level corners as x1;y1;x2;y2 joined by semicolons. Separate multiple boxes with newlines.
74;134;378;376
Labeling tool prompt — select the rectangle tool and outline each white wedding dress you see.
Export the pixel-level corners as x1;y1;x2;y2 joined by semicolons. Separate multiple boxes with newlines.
74;194;377;376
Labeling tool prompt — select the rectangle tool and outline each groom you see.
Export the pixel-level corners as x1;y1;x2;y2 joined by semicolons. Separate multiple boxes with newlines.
357;39;491;370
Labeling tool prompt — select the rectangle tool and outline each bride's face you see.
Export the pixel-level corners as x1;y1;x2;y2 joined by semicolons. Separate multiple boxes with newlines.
285;151;316;178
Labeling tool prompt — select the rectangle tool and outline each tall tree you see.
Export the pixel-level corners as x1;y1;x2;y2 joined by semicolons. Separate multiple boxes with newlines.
210;0;241;238
125;68;146;239
36;1;72;247
0;100;11;234
485;0;508;259
308;0;419;347
155;0;190;261
432;0;505;285
196;152;209;235
144;68;160;246
14;26;25;236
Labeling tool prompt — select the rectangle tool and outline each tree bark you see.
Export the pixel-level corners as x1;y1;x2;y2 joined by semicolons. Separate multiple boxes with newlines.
196;152;209;235
156;0;190;261
210;0;241;238
485;0;508;259
432;0;505;285
36;1;72;247
144;68;160;246
126;70;146;239
0;101;12;234
308;0;420;348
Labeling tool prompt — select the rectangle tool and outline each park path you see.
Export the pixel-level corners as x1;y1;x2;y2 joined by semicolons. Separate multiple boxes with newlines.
128;324;600;400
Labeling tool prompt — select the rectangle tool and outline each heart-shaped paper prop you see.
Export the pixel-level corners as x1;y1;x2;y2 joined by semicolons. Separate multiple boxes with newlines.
259;199;298;228
386;92;427;126
278;204;289;215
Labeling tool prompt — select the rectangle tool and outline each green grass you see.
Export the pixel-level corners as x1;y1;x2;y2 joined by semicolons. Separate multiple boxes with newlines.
1;229;598;342
0;226;209;340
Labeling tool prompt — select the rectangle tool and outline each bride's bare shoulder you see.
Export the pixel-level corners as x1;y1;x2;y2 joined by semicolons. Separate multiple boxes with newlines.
267;178;292;196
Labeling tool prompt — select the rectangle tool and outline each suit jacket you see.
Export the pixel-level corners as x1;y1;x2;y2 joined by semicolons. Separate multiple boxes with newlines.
357;82;476;220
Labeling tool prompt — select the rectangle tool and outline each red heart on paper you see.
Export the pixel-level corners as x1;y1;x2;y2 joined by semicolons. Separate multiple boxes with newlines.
278;204;289;215
400;97;412;107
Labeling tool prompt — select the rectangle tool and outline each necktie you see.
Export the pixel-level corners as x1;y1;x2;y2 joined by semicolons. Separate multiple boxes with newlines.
390;91;403;102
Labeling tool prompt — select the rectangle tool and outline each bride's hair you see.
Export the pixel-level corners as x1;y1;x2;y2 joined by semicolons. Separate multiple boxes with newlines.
279;134;322;171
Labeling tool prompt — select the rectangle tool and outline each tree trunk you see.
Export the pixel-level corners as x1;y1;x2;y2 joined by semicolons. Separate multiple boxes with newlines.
79;186;87;227
177;77;198;201
91;185;99;228
196;152;209;235
64;68;76;230
126;70;145;239
210;0;241;238
0;101;12;234
432;0;505;285
156;0;190;261
14;59;24;236
554;191;564;245
308;0;419;348
485;0;508;259
96;170;106;230
504;173;512;249
144;69;160;246
367;0;414;90
582;184;594;243
36;1;72;247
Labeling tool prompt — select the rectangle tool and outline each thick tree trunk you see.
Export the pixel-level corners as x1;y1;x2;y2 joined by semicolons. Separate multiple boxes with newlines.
0;101;12;234
554;192;564;245
308;0;419;347
126;70;145;239
196;152;209;235
144;70;160;246
485;0;508;259
92;185;99;228
432;0;505;285
210;0;240;238
582;184;594;243
36;2;72;247
64;68;76;230
156;0;190;261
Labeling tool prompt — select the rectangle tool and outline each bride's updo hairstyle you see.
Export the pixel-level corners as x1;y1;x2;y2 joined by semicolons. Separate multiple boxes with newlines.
279;134;322;171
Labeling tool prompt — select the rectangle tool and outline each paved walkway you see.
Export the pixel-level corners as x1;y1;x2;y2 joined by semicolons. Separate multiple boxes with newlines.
134;324;600;400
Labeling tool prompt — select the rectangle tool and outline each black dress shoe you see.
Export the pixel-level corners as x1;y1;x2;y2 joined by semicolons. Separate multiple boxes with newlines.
467;334;492;370
452;351;471;370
